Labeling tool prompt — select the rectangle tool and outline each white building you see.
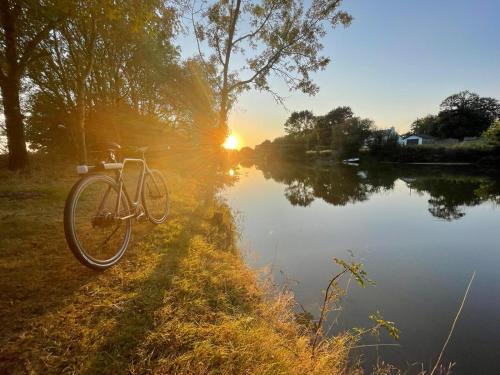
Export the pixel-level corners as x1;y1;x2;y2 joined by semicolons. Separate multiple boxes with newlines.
400;134;436;146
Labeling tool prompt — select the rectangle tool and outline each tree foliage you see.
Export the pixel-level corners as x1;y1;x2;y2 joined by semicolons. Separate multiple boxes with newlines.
15;0;226;162
319;106;353;126
26;0;182;158
410;115;439;137
1;0;355;167
331;117;373;158
482;120;500;145
284;110;316;135
437;91;500;140
188;0;352;134
316;106;353;145
410;92;500;141
0;0;64;169
280;106;372;157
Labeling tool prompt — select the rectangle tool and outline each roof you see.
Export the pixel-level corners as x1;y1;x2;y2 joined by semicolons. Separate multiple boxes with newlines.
404;134;436;140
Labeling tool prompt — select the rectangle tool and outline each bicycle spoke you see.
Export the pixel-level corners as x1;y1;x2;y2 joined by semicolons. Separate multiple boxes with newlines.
99;224;122;247
70;176;131;265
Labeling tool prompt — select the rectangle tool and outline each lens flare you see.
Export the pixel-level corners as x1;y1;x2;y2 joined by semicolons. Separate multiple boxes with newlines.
223;134;239;150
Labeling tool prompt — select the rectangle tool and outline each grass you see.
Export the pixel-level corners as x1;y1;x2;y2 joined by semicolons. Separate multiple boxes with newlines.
0;156;363;374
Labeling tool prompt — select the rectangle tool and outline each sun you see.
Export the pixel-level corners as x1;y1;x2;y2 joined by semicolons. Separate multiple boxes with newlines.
223;134;239;150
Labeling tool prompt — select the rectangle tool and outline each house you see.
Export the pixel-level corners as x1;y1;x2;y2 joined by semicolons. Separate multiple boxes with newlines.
400;134;436;146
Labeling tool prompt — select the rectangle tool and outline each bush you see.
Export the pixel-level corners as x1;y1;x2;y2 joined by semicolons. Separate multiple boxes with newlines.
482;121;500;145
366;142;500;165
366;131;401;159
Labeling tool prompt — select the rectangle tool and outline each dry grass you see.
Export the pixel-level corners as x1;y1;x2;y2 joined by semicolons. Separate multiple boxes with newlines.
0;156;366;374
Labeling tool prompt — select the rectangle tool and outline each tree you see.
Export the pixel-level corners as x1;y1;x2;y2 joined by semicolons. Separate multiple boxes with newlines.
331;117;373;158
482;120;500;145
366;128;401;159
0;0;62;170
26;0;180;158
189;0;352;142
316;106;353;145
321;106;353;125
284;110;315;135
437;91;500;140
410;115;439;136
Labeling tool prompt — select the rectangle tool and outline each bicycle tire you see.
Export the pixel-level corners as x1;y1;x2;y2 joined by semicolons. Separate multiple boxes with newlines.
64;174;132;270
142;169;170;224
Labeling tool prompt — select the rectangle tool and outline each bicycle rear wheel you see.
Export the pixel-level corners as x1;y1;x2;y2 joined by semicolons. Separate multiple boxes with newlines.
142;169;169;224
64;174;132;270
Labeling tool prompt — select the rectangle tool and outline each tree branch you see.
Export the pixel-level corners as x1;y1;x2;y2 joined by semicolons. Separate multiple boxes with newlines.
190;0;213;81
214;33;224;65
18;21;55;71
232;3;276;45
230;42;288;90
230;12;327;92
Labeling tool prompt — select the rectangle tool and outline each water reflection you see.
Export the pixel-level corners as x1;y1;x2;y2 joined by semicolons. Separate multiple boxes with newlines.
225;163;500;374
253;162;500;221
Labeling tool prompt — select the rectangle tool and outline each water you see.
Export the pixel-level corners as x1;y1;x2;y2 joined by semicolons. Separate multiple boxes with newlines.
224;162;500;374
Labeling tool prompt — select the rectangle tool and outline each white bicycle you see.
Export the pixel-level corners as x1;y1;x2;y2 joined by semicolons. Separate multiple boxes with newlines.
64;143;169;270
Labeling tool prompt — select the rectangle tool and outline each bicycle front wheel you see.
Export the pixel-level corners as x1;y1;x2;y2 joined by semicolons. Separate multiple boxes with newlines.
64;174;132;270
142;169;170;224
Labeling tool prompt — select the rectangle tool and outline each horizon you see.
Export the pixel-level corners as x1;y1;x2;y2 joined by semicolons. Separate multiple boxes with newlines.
217;0;500;148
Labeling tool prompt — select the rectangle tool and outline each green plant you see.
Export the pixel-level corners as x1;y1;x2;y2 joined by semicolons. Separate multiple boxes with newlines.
482;121;500;145
311;255;399;355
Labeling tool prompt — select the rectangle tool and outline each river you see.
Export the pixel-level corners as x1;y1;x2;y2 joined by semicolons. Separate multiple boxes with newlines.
224;162;500;374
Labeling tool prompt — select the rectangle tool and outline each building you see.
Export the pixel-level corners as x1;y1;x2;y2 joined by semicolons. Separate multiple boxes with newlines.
400;134;436;146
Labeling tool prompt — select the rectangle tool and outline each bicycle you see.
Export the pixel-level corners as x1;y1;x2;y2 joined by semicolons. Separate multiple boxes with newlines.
63;143;169;270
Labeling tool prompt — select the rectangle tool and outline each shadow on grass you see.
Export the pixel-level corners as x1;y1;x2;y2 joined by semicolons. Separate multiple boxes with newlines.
79;204;208;375
0;190;100;344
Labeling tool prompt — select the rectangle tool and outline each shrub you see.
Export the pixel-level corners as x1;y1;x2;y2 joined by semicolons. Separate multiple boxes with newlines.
482;121;500;145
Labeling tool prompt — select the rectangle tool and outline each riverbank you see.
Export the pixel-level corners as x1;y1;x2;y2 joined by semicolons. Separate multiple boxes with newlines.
239;139;500;168
0;158;363;374
364;141;500;165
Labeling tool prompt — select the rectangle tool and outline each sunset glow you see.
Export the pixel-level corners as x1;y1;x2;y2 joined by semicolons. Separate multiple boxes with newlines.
223;134;239;150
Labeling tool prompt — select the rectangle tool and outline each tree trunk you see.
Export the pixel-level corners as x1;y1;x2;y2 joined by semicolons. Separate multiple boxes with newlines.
75;82;87;164
218;0;242;140
1;78;28;170
1;0;28;170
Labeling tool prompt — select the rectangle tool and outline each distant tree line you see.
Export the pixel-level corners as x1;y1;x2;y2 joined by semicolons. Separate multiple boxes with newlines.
248;90;500;163
279;106;374;158
410;91;500;141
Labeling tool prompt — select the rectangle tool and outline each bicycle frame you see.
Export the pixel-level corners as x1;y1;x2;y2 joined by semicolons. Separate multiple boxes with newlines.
114;158;149;220
78;156;161;221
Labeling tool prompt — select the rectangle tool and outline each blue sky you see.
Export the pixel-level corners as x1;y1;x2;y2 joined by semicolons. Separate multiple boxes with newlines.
181;0;500;147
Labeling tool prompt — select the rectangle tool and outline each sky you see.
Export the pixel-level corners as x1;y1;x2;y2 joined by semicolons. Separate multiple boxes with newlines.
180;0;500;148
